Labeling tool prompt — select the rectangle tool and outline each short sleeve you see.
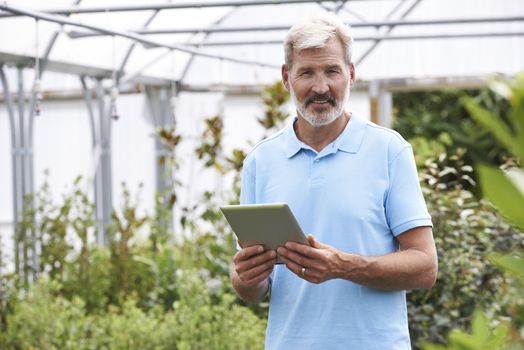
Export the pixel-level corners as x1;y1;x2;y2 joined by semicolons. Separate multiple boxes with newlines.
234;159;256;251
240;157;256;205
385;146;432;236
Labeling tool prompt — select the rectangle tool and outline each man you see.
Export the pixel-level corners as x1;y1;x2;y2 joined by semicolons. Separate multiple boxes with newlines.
230;14;437;350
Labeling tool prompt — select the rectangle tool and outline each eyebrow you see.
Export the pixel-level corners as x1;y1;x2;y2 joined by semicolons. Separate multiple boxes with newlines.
325;64;343;70
296;63;343;72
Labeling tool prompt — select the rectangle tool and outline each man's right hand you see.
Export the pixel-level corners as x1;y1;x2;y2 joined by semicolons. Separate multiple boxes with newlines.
231;245;277;303
234;245;277;286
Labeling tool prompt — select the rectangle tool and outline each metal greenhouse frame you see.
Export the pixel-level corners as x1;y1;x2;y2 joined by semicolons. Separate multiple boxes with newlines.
1;0;523;278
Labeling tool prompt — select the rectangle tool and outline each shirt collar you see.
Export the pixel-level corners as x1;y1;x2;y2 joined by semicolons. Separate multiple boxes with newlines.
284;114;367;158
284;118;303;158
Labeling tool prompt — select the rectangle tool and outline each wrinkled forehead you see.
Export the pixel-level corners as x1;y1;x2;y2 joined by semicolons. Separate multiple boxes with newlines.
291;39;347;69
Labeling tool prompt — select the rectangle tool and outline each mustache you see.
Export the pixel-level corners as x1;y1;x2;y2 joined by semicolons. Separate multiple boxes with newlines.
304;93;336;107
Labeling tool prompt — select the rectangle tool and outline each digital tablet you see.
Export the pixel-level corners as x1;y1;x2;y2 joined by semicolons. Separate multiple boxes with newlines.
220;203;308;251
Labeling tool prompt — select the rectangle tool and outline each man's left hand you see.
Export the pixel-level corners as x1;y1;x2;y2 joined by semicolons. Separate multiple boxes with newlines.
277;234;342;284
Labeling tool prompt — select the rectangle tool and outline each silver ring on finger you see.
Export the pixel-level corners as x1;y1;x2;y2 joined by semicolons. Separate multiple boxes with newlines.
301;267;306;277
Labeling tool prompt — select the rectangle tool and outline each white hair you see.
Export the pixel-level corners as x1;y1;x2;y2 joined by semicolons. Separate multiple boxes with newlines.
284;14;354;69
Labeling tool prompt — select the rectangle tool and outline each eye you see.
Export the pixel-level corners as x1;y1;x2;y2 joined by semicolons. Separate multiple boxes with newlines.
299;71;312;77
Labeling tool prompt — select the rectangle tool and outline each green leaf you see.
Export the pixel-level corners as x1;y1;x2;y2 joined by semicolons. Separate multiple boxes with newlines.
449;331;479;349
471;310;491;345
462;97;521;159
490;254;524;278
477;164;524;230
508;73;524;138
471;311;489;343
487;322;510;348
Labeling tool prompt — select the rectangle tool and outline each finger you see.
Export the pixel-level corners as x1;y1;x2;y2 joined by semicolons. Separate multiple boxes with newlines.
236;250;277;275
240;260;277;284
307;234;330;249
279;255;319;281
234;245;265;263
244;269;273;286
277;246;318;269
284;241;326;260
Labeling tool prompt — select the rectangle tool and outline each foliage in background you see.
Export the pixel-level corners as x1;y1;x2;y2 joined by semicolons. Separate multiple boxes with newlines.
463;76;524;231
196;115;225;172
0;81;291;348
421;74;524;349
0;176;267;349
258;81;290;133
393;87;511;191
417;148;476;191
0;275;265;350
194;81;290;198
408;159;524;347
156;125;183;209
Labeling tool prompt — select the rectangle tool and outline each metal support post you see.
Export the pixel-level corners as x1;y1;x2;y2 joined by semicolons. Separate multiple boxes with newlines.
0;65;21;276
80;76;114;245
92;78;113;245
145;85;175;230
378;90;393;127
368;80;393;127
0;65;37;282
80;75;103;244
369;80;380;125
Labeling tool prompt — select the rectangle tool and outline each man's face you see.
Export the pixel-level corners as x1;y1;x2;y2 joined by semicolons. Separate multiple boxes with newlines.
282;38;354;127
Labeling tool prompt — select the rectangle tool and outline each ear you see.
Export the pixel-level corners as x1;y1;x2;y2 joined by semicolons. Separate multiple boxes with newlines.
349;63;356;88
282;64;290;90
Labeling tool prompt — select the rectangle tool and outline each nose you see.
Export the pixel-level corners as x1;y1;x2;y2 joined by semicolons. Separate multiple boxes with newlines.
311;74;329;95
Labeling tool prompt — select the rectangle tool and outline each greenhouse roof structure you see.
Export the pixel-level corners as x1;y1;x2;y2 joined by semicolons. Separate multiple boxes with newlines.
1;0;523;91
0;0;523;270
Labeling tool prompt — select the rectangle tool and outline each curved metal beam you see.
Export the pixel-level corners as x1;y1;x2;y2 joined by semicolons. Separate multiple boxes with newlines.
67;15;524;38
0;1;342;18
27;0;83;197
0;65;20;276
356;0;422;66
160;31;524;46
117;9;161;83
119;6;242;87
0;3;279;69
179;6;240;86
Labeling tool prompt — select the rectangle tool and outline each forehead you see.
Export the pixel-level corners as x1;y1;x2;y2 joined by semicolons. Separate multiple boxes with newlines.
292;38;346;69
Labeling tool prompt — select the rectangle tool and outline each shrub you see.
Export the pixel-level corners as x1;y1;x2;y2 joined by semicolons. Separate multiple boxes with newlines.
408;184;524;347
171;269;266;350
410;75;524;349
0;272;266;350
393;88;510;171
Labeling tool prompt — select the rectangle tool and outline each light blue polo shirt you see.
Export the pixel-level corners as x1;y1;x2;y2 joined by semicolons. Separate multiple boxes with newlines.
240;114;432;350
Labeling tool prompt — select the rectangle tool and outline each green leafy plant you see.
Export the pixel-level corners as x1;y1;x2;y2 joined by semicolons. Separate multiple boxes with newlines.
462;75;524;230
156;125;183;208
196;115;225;172
408;180;524;347
422;74;524;349
393;88;512;192
108;183;156;308
258;81;290;132
423;311;510;350
171;269;266;350
418;147;476;191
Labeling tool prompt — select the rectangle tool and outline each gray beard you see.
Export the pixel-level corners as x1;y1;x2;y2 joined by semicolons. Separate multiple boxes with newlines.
290;85;350;127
